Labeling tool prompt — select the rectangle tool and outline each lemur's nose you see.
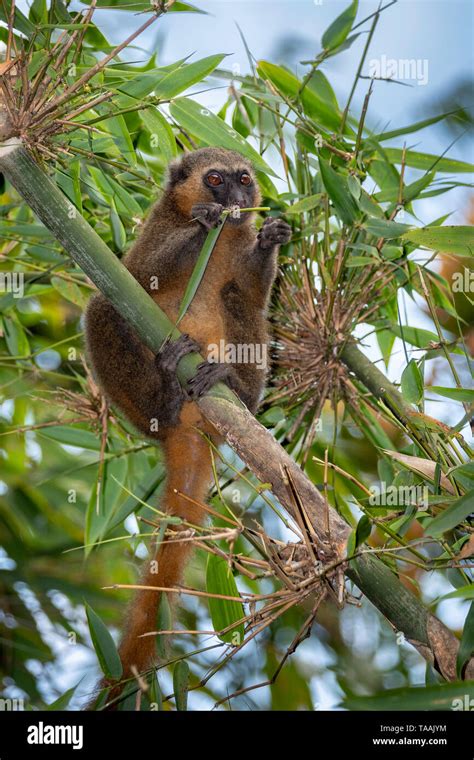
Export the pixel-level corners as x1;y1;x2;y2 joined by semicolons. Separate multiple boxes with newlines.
228;191;246;207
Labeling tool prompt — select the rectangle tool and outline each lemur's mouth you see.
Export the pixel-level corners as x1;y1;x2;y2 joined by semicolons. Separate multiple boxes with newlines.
227;204;246;223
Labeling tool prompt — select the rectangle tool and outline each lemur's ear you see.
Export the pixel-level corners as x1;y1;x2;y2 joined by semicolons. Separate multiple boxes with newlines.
167;157;188;187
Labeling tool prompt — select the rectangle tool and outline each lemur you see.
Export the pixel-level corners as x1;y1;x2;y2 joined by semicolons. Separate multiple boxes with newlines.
84;147;291;705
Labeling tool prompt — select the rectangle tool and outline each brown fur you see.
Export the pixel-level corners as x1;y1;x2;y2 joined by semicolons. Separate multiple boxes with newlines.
84;147;289;708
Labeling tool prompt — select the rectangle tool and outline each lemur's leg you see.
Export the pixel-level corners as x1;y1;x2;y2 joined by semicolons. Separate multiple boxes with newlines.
85;294;199;436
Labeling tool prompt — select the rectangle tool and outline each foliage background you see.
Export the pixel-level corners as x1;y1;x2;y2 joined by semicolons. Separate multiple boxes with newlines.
0;0;473;710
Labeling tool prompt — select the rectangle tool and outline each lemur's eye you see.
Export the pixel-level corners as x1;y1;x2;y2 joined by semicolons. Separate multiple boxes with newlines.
206;172;223;186
240;172;252;186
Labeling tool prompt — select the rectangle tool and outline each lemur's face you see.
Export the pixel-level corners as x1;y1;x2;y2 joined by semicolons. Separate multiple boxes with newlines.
202;165;257;224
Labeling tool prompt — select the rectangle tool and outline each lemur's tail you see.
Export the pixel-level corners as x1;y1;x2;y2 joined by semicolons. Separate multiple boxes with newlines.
88;427;212;710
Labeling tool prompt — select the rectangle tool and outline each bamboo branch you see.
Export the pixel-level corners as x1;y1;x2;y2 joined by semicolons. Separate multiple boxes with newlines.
0;134;472;682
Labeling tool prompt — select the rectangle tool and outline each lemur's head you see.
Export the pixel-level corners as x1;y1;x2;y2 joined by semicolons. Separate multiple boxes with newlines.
167;147;261;224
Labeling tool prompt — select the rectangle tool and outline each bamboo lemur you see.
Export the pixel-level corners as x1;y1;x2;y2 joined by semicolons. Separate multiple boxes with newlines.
84;147;291;704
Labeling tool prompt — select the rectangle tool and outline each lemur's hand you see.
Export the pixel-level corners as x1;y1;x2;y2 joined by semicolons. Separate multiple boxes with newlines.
257;217;291;250
191;203;223;230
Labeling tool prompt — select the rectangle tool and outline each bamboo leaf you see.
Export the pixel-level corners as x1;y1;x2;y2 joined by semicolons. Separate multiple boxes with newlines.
401;226;474;255
364;218;411;238
169;97;277;176
38;425;102;450
426;490;474;535
3;314;30;358
85;602;123;680
381;451;455;493
342;681;474;711
321;0;358;51
176;214;227;323
154;54;226;100
457;602;474;678
257;61;342;130
51;276;89;309
285;194;322;214
173;661;190;711
206;553;245;645
371;111;463;142
401;360;423;405
382;147;474;173
429;386;474;403
390;325;440;349
140;108;177;161
318;157;360;225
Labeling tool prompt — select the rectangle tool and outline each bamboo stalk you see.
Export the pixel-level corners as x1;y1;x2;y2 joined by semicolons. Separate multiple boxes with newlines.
0;134;472;681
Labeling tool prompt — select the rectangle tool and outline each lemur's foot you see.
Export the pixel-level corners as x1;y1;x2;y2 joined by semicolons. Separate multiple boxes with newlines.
257;217;291;250
156;333;200;374
187;361;238;399
191;202;224;230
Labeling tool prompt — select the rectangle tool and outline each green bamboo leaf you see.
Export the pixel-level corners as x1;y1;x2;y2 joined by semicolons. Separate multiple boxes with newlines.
108;462;165;534
173;661;190;711
449;463;474;492
57;158;82;212
318;158;361;225
38;425;102;450
429;386;474;403
51;276;89;309
346;256;373;267
442;584;474;600
357;189;385;218
104;114;136;166
176;214;227;323
140;108;177;161
86;456;128;550
376;328;396;369
390;325;440;348
0;0;46;42
46;683;80;711
372;111;463;142
306;70;339;110
85;602;123;680
364;218;412;238
401;226;474;255
426;490;474;535
285;194;322;214
257;61;341;130
342;681;474;711
3;314;30;358
149;672;163;711
154;54;226;100
457;602;474;678
401;360;423;404
81;1;205;12
109;196;127;251
355;515;372;546
321;0;358;51
347;174;361;200
206;553;245;645
382;147;474;173
169;97;277;176
402;171;435;203
156;594;172;660
87;166;142;217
